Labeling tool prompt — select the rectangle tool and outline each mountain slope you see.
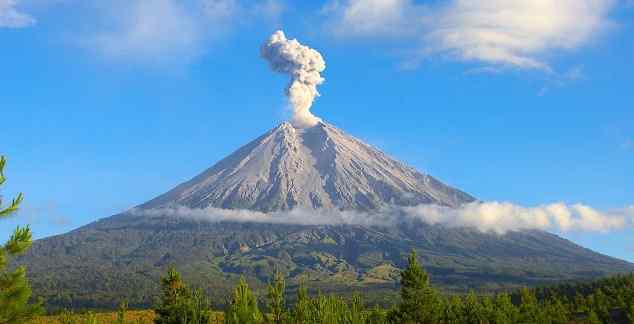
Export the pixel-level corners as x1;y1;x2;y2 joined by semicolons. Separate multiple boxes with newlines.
21;217;634;309
142;122;475;211
16;121;634;310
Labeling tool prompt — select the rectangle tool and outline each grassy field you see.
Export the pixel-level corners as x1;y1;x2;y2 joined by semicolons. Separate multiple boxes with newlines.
30;310;225;324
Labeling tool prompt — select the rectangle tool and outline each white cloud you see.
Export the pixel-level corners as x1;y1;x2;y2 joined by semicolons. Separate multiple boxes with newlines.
404;202;629;234
0;0;35;27
324;0;616;71
131;201;634;235
82;0;284;64
325;0;422;37
89;0;202;63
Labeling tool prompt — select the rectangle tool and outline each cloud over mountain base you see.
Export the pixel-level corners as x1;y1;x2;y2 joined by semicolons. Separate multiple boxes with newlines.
130;202;634;235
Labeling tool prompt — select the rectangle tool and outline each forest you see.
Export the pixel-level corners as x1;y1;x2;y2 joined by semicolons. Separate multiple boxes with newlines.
16;252;634;324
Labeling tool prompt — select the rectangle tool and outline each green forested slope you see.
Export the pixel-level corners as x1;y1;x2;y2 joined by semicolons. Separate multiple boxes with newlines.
16;214;634;310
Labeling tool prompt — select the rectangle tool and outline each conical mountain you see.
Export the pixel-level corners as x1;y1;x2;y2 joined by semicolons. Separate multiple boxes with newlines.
142;122;474;212
16;121;634;310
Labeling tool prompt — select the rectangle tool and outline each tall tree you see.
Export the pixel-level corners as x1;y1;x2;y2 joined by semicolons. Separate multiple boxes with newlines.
518;287;545;324
493;293;519;323
267;271;287;324
462;291;486;324
0;156;43;324
290;282;310;324
225;277;262;324
393;250;441;324
153;267;211;324
543;296;569;324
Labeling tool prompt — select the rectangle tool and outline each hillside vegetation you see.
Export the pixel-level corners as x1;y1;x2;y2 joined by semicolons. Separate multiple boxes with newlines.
27;252;634;324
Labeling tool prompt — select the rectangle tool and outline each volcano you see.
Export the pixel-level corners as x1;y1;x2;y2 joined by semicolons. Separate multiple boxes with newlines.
18;122;634;309
143;122;474;212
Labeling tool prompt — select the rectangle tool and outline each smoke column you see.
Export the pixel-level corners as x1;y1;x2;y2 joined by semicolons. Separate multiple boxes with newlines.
261;30;326;128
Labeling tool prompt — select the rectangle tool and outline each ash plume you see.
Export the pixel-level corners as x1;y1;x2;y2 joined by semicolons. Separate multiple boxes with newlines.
261;30;326;128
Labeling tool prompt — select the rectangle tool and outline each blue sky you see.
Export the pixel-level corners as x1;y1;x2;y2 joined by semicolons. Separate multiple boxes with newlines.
1;0;633;261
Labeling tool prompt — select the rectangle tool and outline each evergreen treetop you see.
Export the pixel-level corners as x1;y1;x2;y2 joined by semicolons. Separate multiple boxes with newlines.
0;156;43;324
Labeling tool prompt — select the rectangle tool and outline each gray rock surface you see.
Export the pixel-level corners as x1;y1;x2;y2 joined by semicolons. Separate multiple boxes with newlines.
143;122;475;212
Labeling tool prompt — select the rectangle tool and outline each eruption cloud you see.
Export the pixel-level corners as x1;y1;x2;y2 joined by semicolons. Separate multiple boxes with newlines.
131;202;634;235
261;30;326;128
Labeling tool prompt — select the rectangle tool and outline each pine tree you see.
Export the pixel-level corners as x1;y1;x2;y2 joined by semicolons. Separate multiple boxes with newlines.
0;156;43;324
267;271;286;324
463;291;486;324
494;293;519;324
627;303;634;324
518;288;546;324
291;282;310;324
591;289;611;323
396;250;441;324
153;267;211;324
480;295;496;323
441;296;463;324
543;296;569;324
225;277;262;324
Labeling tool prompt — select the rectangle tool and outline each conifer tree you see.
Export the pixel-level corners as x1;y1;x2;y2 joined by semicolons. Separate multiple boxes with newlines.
543;296;569;324
480;295;496;322
518;287;546;324
395;250;441;324
267;271;286;324
441;296;463;323
153;267;211;324
494;293;519;324
291;282;310;324
0;156;43;324
225;277;262;324
463;291;486;323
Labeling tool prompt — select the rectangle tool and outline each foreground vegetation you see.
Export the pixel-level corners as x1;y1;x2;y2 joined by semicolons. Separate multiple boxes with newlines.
28;253;634;324
1;156;43;323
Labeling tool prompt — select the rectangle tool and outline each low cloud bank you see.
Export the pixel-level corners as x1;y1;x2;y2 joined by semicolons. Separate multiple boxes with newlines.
130;202;634;234
403;202;631;234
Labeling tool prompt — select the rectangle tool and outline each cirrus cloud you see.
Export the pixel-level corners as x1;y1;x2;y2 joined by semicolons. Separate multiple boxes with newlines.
0;0;35;27
80;0;284;64
324;0;617;71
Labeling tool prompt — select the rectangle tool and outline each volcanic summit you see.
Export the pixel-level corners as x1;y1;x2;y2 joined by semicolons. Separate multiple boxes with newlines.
142;122;475;212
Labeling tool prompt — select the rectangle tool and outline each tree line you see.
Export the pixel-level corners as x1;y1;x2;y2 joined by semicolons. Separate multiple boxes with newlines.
150;251;634;324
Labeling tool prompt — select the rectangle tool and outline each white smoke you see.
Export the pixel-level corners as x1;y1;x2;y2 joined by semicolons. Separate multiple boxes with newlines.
130;201;634;235
261;30;326;128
